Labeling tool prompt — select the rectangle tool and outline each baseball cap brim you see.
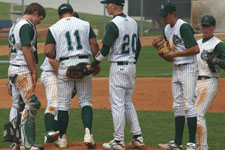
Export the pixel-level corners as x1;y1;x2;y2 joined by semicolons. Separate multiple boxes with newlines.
201;22;212;27
158;10;168;17
101;0;108;4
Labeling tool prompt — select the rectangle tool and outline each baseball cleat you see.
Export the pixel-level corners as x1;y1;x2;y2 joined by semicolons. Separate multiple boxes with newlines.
44;131;59;143
55;134;67;148
103;140;125;150
158;140;183;150
84;128;96;148
186;142;197;150
10;143;19;150
128;136;145;148
20;144;44;150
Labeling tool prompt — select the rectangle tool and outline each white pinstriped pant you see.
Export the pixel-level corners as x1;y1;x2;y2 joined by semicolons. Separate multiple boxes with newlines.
57;57;92;111
195;78;218;150
109;62;142;141
41;71;58;115
8;65;32;122
172;63;198;117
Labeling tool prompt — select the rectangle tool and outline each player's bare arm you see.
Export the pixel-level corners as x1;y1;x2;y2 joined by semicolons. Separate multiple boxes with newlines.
48;58;59;73
89;37;99;57
89;37;101;75
45;44;56;59
22;45;38;88
166;45;199;60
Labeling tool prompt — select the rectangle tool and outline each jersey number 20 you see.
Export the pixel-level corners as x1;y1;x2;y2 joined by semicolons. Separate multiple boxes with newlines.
122;34;137;54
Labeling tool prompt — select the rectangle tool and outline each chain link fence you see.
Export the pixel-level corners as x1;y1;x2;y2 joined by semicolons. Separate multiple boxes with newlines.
128;0;225;37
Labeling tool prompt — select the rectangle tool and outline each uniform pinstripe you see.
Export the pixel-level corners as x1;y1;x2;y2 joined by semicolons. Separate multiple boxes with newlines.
172;63;198;117
164;19;198;117
108;16;142;142
40;57;58;116
49;17;93;111
195;36;222;150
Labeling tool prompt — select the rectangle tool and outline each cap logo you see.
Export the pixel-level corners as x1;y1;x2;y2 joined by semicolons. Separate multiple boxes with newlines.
204;16;209;22
61;6;67;10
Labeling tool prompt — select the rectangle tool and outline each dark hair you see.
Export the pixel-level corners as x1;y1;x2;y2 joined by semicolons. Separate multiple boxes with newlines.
24;3;46;18
58;9;73;16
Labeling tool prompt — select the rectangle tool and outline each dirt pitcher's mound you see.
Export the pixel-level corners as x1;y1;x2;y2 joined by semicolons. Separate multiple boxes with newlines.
0;142;160;150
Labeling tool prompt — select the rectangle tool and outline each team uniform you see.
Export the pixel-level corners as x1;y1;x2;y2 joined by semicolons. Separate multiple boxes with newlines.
158;19;199;149
40;57;59;143
196;36;225;150
90;13;144;149
46;15;97;148
8;18;42;149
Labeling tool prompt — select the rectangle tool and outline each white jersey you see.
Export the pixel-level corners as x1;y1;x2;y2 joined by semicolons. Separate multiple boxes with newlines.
8;18;36;65
40;57;54;72
109;15;137;63
49;17;92;61
164;19;196;65
197;36;221;78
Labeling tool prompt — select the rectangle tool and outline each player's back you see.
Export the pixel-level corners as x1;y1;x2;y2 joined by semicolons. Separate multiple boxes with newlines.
109;15;138;63
50;17;92;61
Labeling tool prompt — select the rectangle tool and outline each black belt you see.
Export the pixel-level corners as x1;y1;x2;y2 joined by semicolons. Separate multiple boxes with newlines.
198;76;211;80
59;55;89;62
117;61;135;65
11;64;20;67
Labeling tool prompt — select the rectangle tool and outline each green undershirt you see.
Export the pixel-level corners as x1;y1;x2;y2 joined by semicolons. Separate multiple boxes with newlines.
20;24;35;46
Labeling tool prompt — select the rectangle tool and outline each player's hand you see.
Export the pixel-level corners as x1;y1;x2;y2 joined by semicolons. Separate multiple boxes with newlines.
93;64;101;75
32;71;38;89
164;51;176;62
152;36;163;49
86;64;95;72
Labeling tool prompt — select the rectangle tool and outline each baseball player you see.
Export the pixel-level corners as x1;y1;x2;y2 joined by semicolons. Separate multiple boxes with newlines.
44;3;100;148
7;3;45;150
87;0;144;149
195;15;225;150
40;57;59;143
152;2;199;150
4;81;24;150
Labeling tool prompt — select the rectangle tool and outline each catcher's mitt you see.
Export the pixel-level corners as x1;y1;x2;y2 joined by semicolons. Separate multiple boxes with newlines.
157;40;175;58
201;50;220;73
66;62;94;79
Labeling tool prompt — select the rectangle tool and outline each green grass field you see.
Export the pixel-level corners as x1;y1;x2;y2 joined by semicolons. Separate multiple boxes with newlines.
0;108;225;149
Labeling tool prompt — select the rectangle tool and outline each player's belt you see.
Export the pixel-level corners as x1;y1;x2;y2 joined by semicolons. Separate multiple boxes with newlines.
59;55;89;62
116;61;136;65
198;76;211;80
11;64;20;67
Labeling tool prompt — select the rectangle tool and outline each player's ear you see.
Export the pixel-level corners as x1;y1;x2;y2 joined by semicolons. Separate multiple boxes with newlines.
33;11;39;17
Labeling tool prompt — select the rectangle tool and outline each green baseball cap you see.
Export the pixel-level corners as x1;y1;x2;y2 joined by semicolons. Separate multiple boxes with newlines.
100;0;125;6
158;1;176;17
58;3;73;14
201;15;216;27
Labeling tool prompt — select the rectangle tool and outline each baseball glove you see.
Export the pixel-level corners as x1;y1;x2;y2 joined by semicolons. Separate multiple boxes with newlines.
201;50;220;73
66;62;94;79
157;40;175;57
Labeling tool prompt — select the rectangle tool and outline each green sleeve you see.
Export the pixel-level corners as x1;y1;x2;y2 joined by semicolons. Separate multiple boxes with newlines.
180;24;197;48
89;26;97;39
135;34;141;63
45;29;56;44
19;24;34;46
214;42;225;69
102;22;118;46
